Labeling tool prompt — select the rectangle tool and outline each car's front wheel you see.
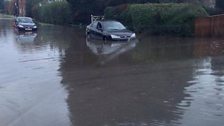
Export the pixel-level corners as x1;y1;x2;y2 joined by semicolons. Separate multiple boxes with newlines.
102;36;106;41
17;27;24;32
86;33;92;39
103;35;111;41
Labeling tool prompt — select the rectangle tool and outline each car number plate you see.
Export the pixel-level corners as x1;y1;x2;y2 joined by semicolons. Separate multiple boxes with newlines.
25;28;32;30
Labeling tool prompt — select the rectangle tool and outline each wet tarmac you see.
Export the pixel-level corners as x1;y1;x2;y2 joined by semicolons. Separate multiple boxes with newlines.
0;18;224;126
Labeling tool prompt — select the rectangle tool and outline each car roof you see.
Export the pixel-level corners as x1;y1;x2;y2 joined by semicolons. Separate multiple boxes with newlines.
91;20;120;24
98;20;120;23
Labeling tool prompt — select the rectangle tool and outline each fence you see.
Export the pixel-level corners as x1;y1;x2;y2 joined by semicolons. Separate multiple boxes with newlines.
195;14;224;37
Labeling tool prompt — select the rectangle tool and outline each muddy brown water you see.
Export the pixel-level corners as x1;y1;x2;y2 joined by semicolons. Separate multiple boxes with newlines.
0;19;224;126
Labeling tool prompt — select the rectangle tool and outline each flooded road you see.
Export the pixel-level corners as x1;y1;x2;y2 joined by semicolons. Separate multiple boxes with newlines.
0;18;224;126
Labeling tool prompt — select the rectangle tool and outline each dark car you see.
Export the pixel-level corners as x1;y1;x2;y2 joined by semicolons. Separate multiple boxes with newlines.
86;20;136;41
14;17;37;31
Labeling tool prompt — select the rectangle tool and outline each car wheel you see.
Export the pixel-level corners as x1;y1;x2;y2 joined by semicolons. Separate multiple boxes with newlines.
17;28;22;32
103;36;107;41
86;34;90;39
87;32;93;39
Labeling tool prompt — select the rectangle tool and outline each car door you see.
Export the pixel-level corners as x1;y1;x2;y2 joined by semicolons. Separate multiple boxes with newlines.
95;22;103;38
14;18;19;27
89;22;98;37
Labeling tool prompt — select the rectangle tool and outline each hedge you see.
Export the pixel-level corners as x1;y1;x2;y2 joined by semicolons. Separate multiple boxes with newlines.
105;3;209;36
34;1;72;25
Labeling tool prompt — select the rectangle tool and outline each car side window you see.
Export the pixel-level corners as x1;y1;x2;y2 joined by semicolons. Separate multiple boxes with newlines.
97;23;102;30
15;19;18;24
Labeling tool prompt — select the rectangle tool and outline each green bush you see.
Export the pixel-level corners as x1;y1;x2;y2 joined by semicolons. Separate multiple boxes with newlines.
35;1;72;25
105;3;208;36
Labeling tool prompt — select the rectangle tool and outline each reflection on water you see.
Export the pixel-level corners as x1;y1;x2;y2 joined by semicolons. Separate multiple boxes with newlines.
61;36;196;126
61;35;224;126
15;31;37;43
86;38;137;65
0;19;72;126
0;18;224;126
179;57;224;126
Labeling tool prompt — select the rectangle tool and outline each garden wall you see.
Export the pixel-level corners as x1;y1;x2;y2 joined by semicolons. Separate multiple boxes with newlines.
195;14;224;37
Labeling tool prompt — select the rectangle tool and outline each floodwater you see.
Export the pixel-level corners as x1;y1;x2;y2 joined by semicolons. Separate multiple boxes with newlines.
0;18;224;126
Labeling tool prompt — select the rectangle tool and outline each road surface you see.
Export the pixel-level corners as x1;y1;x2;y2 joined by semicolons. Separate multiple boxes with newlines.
0;18;224;126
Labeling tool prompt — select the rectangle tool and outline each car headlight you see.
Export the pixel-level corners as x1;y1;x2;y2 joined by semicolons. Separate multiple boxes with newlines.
131;33;136;38
33;26;37;28
111;34;120;39
18;25;24;28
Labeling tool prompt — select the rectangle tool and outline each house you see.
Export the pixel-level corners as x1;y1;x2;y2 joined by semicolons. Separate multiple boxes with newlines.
9;0;26;16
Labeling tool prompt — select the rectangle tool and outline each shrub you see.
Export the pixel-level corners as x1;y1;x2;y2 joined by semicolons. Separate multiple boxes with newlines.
105;3;208;36
35;1;72;25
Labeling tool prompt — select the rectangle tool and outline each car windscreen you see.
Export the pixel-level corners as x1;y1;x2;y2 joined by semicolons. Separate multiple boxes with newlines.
18;18;33;23
102;21;126;31
91;22;98;28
